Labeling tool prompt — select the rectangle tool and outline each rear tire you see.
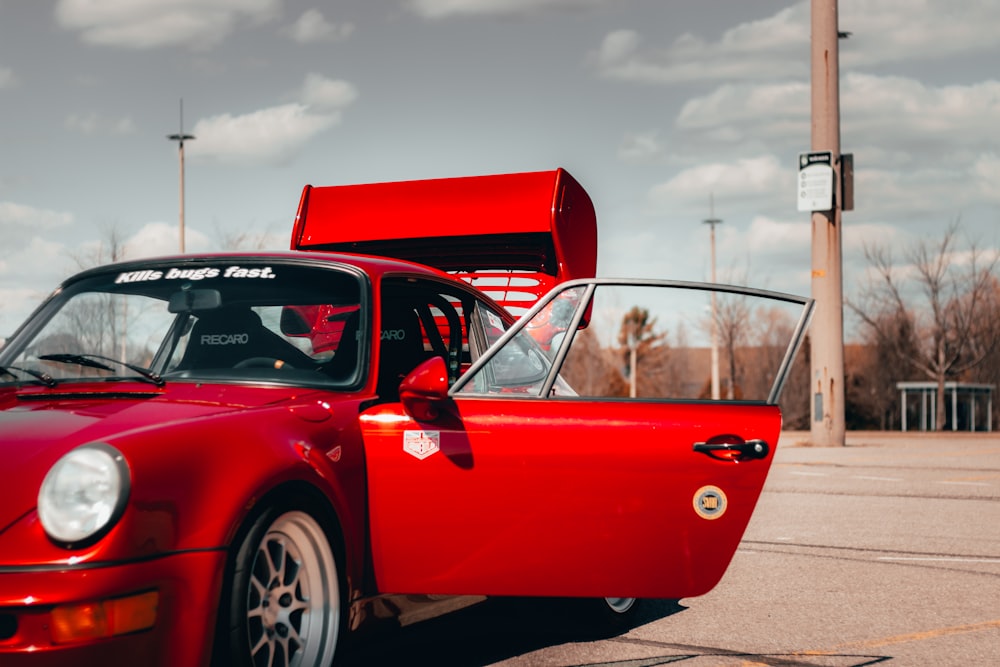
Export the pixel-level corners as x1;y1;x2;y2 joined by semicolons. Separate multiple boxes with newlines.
603;597;637;616
219;506;341;667
568;597;641;637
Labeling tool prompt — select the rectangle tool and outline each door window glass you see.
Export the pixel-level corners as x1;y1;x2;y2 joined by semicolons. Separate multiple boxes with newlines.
455;281;812;404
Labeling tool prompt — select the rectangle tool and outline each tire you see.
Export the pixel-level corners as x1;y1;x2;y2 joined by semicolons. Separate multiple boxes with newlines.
603;597;637;616
219;506;342;667
562;597;641;638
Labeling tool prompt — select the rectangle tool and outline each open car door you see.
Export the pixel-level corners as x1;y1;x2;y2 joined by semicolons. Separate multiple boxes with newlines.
360;279;813;599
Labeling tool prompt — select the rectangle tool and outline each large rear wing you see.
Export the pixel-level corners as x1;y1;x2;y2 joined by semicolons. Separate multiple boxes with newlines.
290;168;597;316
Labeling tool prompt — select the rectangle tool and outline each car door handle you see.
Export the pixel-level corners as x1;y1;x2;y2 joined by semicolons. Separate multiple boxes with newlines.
693;438;769;462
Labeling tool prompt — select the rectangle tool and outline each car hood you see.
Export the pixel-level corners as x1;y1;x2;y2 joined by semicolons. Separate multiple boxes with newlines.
0;382;298;534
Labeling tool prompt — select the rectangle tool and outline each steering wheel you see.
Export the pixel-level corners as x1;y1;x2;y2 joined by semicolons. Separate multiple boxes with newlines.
233;357;293;370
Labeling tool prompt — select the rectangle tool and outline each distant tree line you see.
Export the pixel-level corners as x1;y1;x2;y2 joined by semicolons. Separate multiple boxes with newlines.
844;222;1000;431
561;222;999;432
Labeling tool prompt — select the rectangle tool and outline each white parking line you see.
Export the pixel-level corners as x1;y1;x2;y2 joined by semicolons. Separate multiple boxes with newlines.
935;480;991;487
853;475;902;482
877;557;1000;564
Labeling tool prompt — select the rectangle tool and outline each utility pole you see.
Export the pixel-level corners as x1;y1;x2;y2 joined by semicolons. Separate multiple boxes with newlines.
704;194;722;400
810;0;846;446
167;99;195;253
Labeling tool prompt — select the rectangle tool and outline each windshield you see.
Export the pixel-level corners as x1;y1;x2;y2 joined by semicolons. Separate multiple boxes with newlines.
0;260;366;388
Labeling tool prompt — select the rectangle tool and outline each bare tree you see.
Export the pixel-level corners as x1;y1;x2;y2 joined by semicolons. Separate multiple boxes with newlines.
70;222;128;271
617;306;666;398
969;276;1000;390
710;291;752;399
561;326;628;397
217;224;283;251
849;222;1000;430
63;223;131;360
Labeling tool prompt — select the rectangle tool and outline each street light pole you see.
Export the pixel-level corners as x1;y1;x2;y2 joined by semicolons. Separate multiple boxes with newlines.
167;99;195;254
810;0;846;446
704;194;722;400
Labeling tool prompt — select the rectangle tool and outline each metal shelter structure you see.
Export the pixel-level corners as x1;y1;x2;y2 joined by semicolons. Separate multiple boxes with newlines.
896;381;994;432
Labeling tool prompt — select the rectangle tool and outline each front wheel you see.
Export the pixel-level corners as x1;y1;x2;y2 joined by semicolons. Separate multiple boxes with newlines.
219;507;341;667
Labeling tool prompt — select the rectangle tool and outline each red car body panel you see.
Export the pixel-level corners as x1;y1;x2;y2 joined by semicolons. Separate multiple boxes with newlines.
291;168;597;315
361;400;780;598
0;551;224;666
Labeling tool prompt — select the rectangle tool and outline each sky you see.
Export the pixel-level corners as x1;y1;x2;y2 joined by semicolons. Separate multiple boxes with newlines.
2;0;999;339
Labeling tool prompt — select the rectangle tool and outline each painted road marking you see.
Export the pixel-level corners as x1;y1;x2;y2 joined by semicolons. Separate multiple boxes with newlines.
936;480;992;486
798;619;1000;655
877;556;1000;563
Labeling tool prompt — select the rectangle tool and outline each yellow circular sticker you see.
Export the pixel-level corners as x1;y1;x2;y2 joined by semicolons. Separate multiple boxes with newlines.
693;486;728;520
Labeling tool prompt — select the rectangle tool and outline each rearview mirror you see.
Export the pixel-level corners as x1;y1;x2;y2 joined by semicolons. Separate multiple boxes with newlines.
168;289;222;313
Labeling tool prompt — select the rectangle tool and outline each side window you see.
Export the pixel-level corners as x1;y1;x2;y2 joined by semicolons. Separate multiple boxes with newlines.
378;279;475;400
468;300;508;361
455;281;812;403
458;286;586;396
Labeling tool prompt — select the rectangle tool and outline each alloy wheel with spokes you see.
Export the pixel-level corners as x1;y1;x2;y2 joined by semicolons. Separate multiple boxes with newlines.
221;507;341;667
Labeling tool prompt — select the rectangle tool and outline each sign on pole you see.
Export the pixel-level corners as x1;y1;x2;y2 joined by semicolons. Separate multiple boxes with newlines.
797;151;834;212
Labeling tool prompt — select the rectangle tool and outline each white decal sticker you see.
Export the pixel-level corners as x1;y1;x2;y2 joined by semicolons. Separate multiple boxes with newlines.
403;430;440;460
115;269;164;284
485;310;504;330
113;266;277;284
166;267;220;280
222;266;276;279
693;486;728;520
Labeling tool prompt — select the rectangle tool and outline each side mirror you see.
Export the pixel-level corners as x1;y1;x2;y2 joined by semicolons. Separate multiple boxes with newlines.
399;356;450;422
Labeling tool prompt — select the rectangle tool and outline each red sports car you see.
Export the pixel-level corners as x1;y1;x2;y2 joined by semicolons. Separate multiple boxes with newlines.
0;170;812;666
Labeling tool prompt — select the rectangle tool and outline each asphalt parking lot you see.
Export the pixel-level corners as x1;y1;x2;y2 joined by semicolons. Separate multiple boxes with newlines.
340;431;1000;666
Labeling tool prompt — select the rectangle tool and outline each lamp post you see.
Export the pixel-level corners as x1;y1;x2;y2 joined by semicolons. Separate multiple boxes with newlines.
167;99;195;253
704;194;722;400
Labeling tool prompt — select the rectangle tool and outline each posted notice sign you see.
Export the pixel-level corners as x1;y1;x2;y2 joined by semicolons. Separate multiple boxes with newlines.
798;151;834;212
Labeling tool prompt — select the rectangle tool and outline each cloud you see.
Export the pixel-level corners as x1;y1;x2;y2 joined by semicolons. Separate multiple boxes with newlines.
0;237;73;336
0;236;69;277
186;74;357;165
54;0;281;50
405;0;607;19
591;0;1000;85
676;81;808;135
590;6;808;85
656;69;1000;227
0;66;17;89
125;221;212;257
970;154;1000;203
842;222;908;254
0;202;74;233
839;0;1000;67
283;9;354;44
300;73;359;111
186;104;336;165
64;112;138;136
617;130;666;164
743;216;811;257
841;74;1000;161
646;155;791;213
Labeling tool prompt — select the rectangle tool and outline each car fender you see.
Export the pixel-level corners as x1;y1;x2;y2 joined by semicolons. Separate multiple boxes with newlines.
0;397;368;593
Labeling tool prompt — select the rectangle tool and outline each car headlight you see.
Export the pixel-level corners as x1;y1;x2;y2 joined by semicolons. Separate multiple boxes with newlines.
38;443;130;546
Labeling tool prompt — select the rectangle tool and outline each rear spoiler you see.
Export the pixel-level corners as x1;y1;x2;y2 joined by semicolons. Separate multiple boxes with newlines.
290;168;597;316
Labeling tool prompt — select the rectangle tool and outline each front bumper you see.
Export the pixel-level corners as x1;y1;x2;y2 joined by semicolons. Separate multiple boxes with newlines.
0;549;226;667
